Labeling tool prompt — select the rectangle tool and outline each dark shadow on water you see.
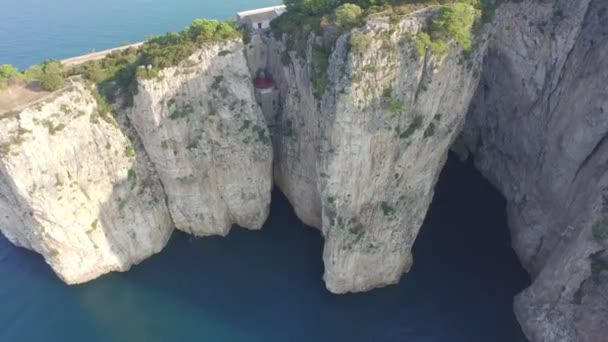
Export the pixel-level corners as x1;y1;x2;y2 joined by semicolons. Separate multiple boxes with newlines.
0;154;530;342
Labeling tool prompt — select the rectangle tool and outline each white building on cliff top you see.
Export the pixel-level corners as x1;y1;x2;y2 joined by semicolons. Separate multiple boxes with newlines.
236;5;286;31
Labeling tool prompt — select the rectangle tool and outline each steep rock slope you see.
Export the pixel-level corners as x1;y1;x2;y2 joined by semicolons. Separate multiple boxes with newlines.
130;40;273;236
262;7;485;293
459;0;608;340
0;81;173;284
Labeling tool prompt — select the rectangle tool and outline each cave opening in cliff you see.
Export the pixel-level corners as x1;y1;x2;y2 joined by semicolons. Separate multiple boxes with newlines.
408;152;532;339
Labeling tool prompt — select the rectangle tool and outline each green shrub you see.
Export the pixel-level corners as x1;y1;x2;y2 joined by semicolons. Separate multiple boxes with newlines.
25;60;65;91
399;115;424;139
124;144;136;158
380;201;395;216
334;3;363;28
83;61;105;83
0;64;21;88
312;47;330;98
40;119;66;135
423;113;443;138
385;98;405;112
127;168;137;189
413;3;477;58
88;85;118;126
414;32;449;57
431;3;477;52
141;19;240;71
382;86;393;98
281;51;292;65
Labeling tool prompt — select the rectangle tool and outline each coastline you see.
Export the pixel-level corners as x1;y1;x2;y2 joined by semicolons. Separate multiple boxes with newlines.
60;42;143;67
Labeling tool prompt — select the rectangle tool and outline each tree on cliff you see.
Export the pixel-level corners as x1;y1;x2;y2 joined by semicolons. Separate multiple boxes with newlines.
0;64;21;89
334;3;363;28
25;60;65;91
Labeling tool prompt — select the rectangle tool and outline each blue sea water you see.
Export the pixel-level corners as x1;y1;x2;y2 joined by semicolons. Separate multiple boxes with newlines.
0;0;281;69
0;155;530;341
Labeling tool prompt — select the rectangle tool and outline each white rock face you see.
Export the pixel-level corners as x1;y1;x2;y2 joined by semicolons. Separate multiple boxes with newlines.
459;0;608;340
0;82;173;284
264;8;485;293
130;40;273;236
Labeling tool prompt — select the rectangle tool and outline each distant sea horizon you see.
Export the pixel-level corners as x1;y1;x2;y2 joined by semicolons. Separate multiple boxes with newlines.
0;0;281;69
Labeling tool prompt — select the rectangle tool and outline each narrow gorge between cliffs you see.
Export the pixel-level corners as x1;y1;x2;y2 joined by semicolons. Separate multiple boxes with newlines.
0;155;530;341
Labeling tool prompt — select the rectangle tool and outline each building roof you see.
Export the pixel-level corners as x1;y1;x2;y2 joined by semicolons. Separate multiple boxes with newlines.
237;5;286;23
254;77;274;89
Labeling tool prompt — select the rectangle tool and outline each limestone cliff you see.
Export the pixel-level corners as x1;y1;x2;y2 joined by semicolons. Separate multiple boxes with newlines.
130;40;273;236
255;6;485;293
0;81;173;284
459;0;608;340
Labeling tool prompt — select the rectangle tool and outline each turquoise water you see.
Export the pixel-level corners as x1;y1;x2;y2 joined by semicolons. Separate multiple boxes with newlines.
0;156;530;341
0;0;281;69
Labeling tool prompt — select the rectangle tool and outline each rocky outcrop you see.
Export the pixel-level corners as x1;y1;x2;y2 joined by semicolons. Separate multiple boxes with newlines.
258;7;485;293
130;40;273;236
0;39;274;283
459;0;608;340
0;81;173;284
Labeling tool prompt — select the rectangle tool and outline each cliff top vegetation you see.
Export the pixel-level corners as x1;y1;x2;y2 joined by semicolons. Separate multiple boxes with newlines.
1;60;66;92
273;0;496;44
0;19;240;107
274;0;489;98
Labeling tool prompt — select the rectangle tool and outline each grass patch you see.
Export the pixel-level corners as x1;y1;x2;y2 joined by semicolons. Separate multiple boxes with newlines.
385;98;405;113
124;144;136;158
